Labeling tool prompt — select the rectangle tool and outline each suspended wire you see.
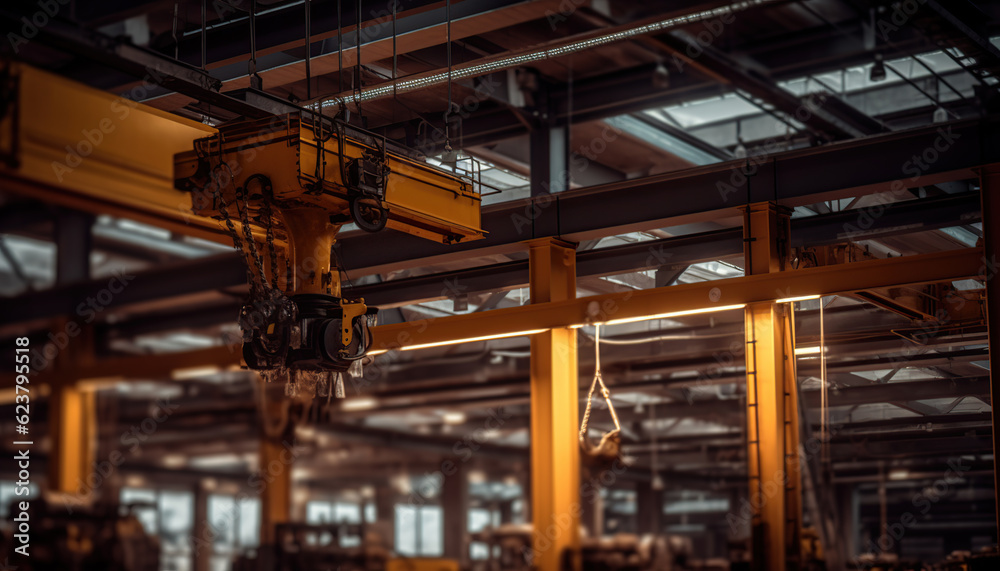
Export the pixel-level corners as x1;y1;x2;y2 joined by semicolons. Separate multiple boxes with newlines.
337;0;343;95
819;295;829;470
305;0;312;100
445;0;453;152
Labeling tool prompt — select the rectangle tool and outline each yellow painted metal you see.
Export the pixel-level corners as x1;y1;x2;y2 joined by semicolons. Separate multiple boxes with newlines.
385;558;460;571
527;238;580;571
0;61;224;243
47;384;97;494
280;207;342;296
174;114;485;245
259;405;292;546
5;247;983;392
742;202;799;571
369;247;984;353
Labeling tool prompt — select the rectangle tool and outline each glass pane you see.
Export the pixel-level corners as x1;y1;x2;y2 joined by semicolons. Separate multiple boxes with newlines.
306;501;333;524
120;488;158;534
395;505;417;555
419;506;443;556
333;502;361;523
238;498;260;548
208;494;237;548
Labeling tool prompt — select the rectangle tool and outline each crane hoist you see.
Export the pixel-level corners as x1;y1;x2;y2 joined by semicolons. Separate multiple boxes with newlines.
174;113;485;390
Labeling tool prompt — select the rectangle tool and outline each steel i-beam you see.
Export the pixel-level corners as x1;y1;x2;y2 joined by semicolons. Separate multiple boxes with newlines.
742;202;801;571
528;238;580;571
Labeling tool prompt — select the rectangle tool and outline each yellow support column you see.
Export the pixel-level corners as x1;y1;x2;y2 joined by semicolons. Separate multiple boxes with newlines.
47;384;97;494
742;202;800;571
47;321;97;496
259;399;294;551
527;238;580;571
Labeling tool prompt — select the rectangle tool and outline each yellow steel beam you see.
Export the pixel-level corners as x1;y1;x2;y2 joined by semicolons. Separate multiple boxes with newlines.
370;247;984;353
0;62;226;243
7;247;982;391
527;238;580;571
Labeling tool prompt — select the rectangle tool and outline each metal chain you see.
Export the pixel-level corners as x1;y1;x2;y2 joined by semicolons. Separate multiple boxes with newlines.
234;184;268;296
211;165;257;290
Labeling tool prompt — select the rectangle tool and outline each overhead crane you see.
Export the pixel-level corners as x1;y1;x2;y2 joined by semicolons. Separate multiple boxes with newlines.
2;58;999;571
173;111;484;383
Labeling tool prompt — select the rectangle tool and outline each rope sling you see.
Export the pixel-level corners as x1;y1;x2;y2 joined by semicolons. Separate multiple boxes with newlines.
579;325;622;470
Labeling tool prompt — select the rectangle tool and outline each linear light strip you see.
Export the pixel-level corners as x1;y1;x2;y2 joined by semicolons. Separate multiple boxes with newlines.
317;0;779;108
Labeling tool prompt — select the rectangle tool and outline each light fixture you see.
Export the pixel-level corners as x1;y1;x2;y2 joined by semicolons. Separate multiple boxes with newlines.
582;303;747;327
316;0;782;108
888;469;910;481
794;346;822;356
776;295;821;304
400;328;549;352
442;411;467;425
341;397;378;411
870;53;886;82
171;365;222;380
78;376;124;391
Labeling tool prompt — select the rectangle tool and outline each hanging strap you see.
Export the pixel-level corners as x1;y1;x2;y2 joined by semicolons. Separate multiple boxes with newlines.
579;325;620;441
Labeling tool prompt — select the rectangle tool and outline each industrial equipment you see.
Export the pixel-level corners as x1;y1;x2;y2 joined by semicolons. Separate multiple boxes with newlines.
1;496;159;571
470;526;692;571
174;112;484;383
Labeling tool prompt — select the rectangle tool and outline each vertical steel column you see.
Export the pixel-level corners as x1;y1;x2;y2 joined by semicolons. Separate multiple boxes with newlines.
978;164;1000;543
528;86;569;197
742;202;800;571
48;209;96;495
443;462;469;562
635;481;663;534
528;238;579;571
375;485;397;547
193;481;211;571
259;399;293;555
47;382;96;493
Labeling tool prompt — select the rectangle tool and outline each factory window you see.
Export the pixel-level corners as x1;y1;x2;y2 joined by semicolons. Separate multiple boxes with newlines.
0;481;39;519
120;487;194;571
305;500;363;547
468;508;501;560
395;504;443;556
208;494;261;571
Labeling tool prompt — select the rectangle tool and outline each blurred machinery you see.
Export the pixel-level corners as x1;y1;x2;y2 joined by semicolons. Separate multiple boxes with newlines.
1;496;159;571
174;113;485;383
469;525;693;571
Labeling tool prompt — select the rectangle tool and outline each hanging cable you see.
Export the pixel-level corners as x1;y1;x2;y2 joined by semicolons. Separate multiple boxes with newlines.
444;0;453;153
819;295;829;470
305;0;312;100
355;0;363;120
248;0;262;89
392;1;398;99
200;0;207;70
337;0;344;95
